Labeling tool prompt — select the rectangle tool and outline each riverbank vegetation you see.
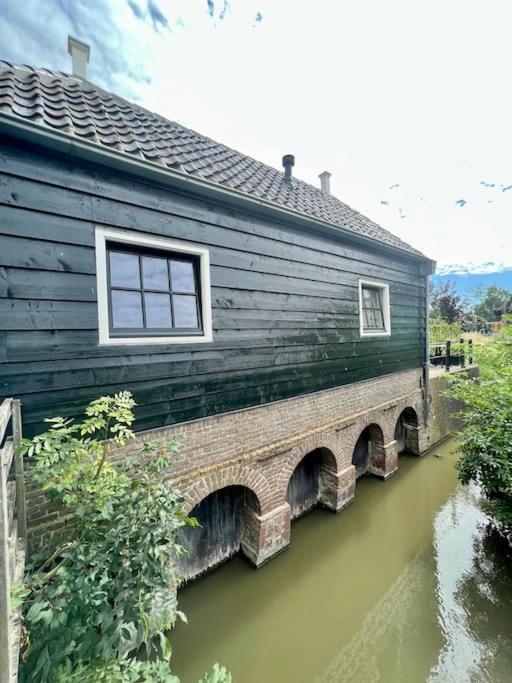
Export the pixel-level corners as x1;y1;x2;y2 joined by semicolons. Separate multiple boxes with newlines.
16;392;230;682
449;319;512;529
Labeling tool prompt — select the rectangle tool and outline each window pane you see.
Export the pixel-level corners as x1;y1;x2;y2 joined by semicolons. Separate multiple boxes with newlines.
173;295;199;328
374;309;385;329
369;288;382;310
110;251;140;288
170;260;196;293
142;256;169;291
362;287;372;304
367;309;377;329
144;292;172;328
111;290;143;328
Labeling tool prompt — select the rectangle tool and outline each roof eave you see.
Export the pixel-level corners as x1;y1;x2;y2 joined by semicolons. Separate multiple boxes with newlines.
0;114;436;273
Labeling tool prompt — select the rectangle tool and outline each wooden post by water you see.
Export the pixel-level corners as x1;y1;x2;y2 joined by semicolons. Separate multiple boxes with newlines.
12;401;26;551
0;401;12;682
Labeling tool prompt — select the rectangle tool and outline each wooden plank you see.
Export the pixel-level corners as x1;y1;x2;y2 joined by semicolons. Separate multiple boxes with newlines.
0;145;423;276
2;340;425;397
1;439;14;476
12;400;26;549
0;450;12;681
0;400;12;444
8;540;25;683
17;350;424;428
0;228;426;288
6;481;15;536
0;268;97;302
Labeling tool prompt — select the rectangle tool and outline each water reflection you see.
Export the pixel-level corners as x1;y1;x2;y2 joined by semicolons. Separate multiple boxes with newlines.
430;484;512;682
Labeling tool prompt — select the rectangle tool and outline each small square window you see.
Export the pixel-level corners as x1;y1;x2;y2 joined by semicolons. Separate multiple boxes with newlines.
359;280;391;336
96;228;213;345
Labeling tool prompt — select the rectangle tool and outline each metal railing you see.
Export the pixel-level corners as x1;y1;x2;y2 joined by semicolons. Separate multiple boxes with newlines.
429;338;474;372
0;399;26;683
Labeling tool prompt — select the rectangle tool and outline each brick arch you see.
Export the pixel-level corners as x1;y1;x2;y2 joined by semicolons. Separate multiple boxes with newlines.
391;401;422;430
350;421;386;477
394;405;421;455
178;464;271;515
276;432;340;503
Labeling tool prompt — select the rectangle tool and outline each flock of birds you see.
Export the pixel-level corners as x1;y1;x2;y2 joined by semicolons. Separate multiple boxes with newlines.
379;180;512;219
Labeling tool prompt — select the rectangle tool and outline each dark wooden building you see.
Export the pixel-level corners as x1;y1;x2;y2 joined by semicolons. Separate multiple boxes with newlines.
0;58;434;438
0;50;437;572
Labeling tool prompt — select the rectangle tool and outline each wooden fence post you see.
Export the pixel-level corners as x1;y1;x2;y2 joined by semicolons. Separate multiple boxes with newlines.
460;338;465;368
0;435;12;682
12;401;26;552
445;340;451;372
468;339;473;365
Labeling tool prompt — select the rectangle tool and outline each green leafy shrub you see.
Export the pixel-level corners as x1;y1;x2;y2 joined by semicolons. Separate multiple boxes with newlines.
449;319;512;527
429;317;463;344
18;392;205;681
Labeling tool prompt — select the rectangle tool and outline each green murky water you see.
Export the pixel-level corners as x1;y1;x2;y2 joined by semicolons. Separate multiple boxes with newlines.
172;440;512;682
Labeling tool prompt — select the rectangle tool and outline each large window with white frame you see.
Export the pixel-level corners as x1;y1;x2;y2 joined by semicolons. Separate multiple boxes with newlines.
95;227;213;345
358;279;391;337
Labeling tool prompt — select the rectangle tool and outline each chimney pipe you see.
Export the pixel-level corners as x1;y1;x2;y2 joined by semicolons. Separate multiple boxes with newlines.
282;154;295;184
67;36;90;79
319;171;332;193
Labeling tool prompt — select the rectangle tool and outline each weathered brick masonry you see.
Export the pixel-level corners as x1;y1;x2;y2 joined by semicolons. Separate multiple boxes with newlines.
25;368;425;560
26;366;474;567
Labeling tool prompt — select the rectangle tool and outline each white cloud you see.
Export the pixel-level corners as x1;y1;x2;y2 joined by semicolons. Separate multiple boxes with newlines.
2;0;511;274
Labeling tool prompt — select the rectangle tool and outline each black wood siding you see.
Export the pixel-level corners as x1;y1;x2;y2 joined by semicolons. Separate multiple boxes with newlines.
0;140;426;436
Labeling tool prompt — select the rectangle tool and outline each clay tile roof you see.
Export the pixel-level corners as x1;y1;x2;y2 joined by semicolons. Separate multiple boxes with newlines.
0;60;425;257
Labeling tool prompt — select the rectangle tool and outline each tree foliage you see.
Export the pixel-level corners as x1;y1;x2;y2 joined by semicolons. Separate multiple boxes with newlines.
449;320;512;527
471;284;512;322
430;280;467;323
17;392;228;682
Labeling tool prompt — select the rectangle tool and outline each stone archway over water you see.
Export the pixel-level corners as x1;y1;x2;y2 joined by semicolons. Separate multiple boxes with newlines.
286;447;338;519
394;407;420;455
352;424;385;478
177;484;261;581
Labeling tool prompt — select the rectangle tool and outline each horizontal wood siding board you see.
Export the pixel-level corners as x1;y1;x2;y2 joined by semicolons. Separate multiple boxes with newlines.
0;226;423;289
0;142;427;435
19;353;423;427
19;359;424;436
0;143;424;279
2;342;425;394
2;329;422;363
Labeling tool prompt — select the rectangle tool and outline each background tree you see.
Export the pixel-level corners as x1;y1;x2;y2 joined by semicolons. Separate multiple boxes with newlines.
430;280;467;323
471;284;512;321
449;319;512;528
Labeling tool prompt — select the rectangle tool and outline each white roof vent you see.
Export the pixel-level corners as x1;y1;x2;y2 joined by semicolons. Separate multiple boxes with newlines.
67;36;90;79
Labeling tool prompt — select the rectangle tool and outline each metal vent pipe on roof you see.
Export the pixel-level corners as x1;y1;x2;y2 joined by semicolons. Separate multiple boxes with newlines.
282;154;295;184
67;36;90;79
319;171;332;193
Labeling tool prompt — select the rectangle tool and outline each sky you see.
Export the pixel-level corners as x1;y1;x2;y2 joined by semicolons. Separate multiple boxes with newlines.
2;0;512;277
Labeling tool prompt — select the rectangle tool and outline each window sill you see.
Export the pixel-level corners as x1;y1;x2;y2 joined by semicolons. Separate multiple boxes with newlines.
360;330;391;338
98;332;213;346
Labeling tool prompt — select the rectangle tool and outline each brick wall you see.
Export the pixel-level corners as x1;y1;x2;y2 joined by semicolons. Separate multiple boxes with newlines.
27;368;428;560
423;366;479;449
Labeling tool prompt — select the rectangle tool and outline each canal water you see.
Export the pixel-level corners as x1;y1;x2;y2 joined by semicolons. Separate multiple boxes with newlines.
172;439;512;683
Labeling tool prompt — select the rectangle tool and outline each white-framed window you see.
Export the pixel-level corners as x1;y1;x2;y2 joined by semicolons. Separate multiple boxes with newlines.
95;227;213;345
358;279;391;337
